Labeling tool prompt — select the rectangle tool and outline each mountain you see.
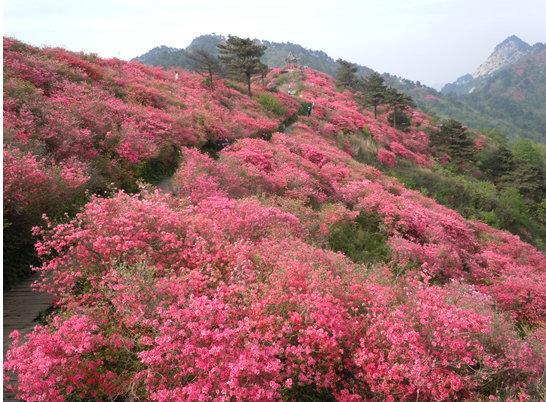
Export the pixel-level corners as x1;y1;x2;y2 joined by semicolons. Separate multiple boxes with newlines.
474;35;532;78
442;35;535;95
429;36;546;142
131;44;195;69
135;34;374;77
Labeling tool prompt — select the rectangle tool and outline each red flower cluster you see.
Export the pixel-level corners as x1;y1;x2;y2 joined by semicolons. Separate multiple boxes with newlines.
377;147;397;168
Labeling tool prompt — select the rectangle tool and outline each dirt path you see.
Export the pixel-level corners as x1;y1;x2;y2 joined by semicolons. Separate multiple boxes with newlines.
3;274;53;401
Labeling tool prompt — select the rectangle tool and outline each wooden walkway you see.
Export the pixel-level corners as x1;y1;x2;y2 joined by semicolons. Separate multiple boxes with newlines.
3;274;53;401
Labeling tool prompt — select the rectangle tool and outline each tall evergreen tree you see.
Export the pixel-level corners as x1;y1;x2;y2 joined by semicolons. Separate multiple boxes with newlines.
431;119;475;164
336;59;358;89
186;48;221;88
360;72;387;118
217;36;266;96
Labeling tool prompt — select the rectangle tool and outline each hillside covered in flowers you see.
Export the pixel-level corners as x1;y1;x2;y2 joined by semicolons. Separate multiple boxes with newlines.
3;38;545;401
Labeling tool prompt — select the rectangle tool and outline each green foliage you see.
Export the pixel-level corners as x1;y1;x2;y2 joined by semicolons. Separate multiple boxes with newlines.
536;198;546;227
136;144;181;185
481;128;508;145
276;111;299;134
385;87;414;109
478;144;514;183
274;73;290;87
495;187;536;240
225;80;247;94
387;109;411;131
298;101;313;116
385;87;414;130
201;77;213;87
390;161;545;248
134;45;196;70
258;62;269;86
328;211;390;264
430;119;475;165
256;92;287;116
509;139;546;203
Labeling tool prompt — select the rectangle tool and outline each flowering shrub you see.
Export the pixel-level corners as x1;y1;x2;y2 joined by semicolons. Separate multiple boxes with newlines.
3;37;294;192
6;190;544;400
377;148;396;168
354;283;544;400
3;147;55;212
475;135;488;150
3;147;88;215
4;39;546;400
5;315;130;402
3;37;300;286
275;67;432;166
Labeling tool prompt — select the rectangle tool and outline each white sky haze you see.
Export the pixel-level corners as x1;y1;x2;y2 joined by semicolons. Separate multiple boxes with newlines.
4;0;546;86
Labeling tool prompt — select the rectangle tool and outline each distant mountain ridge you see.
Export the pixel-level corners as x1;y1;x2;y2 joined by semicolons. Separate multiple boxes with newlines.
134;34;374;77
442;35;544;95
427;36;546;143
474;35;532;78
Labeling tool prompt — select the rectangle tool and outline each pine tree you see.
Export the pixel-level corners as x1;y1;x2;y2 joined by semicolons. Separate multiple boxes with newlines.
217;36;266;96
186;48;221;88
387;109;412;131
432;119;475;164
385;87;414;130
361;72;387;118
336;59;358;89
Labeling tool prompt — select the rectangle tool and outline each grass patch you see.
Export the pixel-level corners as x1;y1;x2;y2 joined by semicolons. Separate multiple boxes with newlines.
328;210;390;264
256;92;287;116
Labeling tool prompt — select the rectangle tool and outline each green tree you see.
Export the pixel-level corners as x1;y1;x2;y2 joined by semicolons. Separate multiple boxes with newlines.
508;139;546;204
385;87;414;130
360;72;387;118
479;144;514;183
431;119;475;164
495;186;536;241
336;58;358;89
217;36;266;96
387;109;412;131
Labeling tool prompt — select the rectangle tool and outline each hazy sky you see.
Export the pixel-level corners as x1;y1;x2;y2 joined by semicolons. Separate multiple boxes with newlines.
4;0;546;86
